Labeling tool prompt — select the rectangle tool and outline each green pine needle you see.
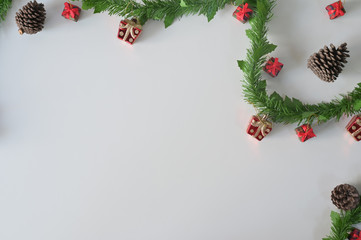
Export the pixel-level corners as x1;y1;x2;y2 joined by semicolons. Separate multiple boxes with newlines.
324;201;361;240
0;0;12;22
75;0;234;27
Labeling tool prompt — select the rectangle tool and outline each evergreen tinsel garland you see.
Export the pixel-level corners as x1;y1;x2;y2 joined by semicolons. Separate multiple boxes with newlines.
0;0;12;22
238;0;361;124
74;0;235;27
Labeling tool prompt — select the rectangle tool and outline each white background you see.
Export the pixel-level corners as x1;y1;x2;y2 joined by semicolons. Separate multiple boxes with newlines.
1;0;361;239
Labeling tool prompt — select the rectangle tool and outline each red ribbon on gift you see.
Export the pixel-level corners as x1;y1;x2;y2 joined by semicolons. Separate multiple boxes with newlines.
237;3;252;21
266;58;283;76
330;1;345;18
63;2;80;19
297;125;316;142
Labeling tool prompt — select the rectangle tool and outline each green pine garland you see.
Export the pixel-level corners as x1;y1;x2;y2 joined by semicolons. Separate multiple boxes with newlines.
238;0;361;124
323;201;361;240
75;0;234;27
77;0;361;125
74;0;261;27
0;0;12;22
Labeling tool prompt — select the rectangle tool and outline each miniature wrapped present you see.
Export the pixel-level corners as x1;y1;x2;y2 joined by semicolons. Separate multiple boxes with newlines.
62;2;81;22
346;115;361;141
295;124;316;142
233;3;253;23
326;1;346;20
349;228;361;240
263;57;284;77
246;115;272;141
118;19;142;45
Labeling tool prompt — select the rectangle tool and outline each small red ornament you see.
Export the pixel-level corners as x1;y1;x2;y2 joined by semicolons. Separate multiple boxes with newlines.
246;115;272;141
117;19;142;45
61;2;81;22
326;1;346;20
295;124;316;142
263;57;284;77
349;228;361;240
233;3;253;23
346;115;361;141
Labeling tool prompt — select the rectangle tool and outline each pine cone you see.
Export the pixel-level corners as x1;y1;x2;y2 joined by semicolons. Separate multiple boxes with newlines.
307;43;350;82
331;184;360;210
15;1;46;35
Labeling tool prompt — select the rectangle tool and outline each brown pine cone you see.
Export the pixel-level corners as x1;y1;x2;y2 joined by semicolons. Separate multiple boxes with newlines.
307;43;350;82
15;1;46;35
331;184;360;210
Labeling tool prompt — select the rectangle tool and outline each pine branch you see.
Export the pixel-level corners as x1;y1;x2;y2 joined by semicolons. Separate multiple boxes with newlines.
75;0;234;27
239;0;361;124
323;201;361;240
238;0;277;114
0;0;12;22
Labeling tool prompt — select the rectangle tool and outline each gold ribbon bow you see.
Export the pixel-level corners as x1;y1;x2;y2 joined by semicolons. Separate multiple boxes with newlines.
119;19;142;41
251;116;272;138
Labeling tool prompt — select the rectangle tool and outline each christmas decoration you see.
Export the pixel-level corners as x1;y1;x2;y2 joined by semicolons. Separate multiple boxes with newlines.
7;0;361;139
263;57;283;77
15;0;46;35
246;115;272;141
295;124;316;142
62;2;81;22
54;0;361;134
331;184;360;210
0;0;12;22
324;184;361;240
307;43;350;83
117;19;142;44
349;229;361;240
77;0;234;28
346;115;361;141
233;3;253;23
73;0;361;136
237;0;361;128
326;1;346;20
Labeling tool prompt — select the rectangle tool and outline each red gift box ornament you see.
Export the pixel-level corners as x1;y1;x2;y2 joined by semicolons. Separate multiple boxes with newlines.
326;1;346;20
295;124;316;142
264;57;284;77
346;115;361;141
62;2;81;22
246;115;272;141
118;19;142;45
233;3;253;23
349;228;361;240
